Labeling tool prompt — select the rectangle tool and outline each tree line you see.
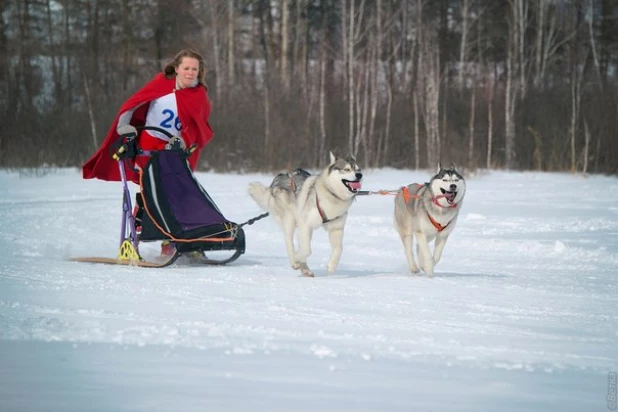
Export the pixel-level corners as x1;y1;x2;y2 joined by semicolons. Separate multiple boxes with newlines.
1;0;616;174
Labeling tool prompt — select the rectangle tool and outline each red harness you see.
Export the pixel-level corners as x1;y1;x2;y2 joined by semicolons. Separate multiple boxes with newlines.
401;185;453;233
426;213;450;232
315;196;346;224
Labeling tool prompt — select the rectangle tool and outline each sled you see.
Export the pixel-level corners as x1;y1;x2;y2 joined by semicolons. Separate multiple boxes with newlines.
71;126;246;267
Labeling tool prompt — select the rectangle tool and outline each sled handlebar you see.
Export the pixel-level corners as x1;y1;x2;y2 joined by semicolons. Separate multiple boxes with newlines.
113;126;195;161
136;126;174;138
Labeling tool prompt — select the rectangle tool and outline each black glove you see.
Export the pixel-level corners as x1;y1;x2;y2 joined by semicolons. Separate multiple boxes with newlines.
112;136;139;160
165;136;186;151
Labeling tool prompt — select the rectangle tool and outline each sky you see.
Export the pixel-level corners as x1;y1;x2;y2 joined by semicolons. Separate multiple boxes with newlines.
1;167;617;412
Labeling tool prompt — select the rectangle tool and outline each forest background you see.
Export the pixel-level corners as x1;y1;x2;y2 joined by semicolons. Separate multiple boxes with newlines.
1;0;617;174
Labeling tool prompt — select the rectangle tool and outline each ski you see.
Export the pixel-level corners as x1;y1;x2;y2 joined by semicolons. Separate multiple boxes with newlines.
70;248;243;267
70;251;180;268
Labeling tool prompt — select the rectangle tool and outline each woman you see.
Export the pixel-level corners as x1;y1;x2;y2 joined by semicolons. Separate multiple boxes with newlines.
82;49;214;183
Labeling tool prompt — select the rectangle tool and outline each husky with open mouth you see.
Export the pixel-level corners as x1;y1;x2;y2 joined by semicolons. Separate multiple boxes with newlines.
394;164;466;276
248;152;363;277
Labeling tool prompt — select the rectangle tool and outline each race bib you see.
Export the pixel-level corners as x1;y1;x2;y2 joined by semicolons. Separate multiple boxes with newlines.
144;93;181;140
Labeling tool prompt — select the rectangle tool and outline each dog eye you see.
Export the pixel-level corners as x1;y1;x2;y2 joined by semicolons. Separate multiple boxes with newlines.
344;167;351;172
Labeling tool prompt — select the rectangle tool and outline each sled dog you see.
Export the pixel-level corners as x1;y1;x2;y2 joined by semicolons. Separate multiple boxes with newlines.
248;152;363;277
394;164;466;276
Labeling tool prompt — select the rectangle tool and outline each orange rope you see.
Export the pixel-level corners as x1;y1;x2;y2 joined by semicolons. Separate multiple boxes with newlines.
363;185;448;232
360;189;400;196
358;187;422;203
375;189;399;195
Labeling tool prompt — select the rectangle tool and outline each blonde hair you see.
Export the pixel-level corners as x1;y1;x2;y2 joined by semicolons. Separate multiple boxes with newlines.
163;49;208;90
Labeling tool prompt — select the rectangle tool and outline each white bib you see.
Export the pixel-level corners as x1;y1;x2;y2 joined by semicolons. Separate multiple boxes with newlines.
144;92;181;141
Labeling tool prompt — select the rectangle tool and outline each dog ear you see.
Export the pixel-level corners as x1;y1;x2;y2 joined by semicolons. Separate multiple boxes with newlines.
348;153;356;163
329;151;337;164
437;162;443;173
450;161;458;171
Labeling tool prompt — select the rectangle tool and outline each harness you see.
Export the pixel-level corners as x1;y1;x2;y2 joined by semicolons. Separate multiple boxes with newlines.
289;175;298;192
316;197;330;223
426;211;450;232
401;185;456;233
315;191;349;224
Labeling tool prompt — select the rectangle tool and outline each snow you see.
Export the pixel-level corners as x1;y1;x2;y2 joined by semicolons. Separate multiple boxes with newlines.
1;168;617;411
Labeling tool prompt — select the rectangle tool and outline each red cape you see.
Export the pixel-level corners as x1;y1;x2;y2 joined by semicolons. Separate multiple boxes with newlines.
82;73;214;182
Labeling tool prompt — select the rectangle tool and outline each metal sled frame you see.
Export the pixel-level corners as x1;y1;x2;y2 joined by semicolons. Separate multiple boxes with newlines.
114;126;245;267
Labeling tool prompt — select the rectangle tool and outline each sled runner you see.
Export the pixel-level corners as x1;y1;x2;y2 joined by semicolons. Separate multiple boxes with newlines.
72;126;245;267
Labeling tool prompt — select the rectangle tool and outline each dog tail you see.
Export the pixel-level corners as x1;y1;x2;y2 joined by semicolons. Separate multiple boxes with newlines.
248;182;272;211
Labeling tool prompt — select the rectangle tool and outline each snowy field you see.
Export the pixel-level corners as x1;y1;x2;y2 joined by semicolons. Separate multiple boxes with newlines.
1;167;617;412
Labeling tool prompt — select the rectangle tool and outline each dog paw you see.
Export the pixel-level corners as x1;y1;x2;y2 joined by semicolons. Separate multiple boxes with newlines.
291;262;300;270
298;262;314;277
409;266;420;274
301;270;315;277
422;264;435;277
419;259;434;274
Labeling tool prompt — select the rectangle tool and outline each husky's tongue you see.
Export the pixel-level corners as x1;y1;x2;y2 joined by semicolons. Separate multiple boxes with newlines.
444;191;456;203
344;180;362;192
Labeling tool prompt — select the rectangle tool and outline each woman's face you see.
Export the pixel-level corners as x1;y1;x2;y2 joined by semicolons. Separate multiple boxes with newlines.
175;57;200;88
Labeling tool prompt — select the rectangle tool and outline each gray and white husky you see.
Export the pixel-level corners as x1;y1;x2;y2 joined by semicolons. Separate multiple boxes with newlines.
394;164;466;276
248;152;363;277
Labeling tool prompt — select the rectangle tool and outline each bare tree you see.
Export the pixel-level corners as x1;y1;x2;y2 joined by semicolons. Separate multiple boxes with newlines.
291;0;308;92
532;0;577;89
257;0;273;167
419;27;441;168
486;71;494;170
369;0;383;166
343;0;369;156
467;85;476;168
457;0;472;92
346;0;355;154
83;73;98;151
318;56;327;163
45;0;61;101
280;0;291;90
227;0;235;86
533;0;552;88
569;48;587;173
207;0;223;97
413;91;420;169
121;0;134;91
587;0;602;86
582;119;590;174
504;0;522;169
515;0;527;99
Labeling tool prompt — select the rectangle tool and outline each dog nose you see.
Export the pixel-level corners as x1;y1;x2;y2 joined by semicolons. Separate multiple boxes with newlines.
356;173;363;179
449;184;457;191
